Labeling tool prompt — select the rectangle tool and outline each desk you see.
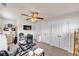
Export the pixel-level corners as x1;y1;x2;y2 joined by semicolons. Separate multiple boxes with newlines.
34;48;44;56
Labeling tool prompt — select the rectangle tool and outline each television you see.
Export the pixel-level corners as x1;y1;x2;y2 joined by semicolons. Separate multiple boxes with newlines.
23;25;32;30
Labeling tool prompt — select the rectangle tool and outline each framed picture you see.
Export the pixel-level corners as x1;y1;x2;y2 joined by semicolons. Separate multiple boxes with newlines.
23;25;32;30
4;28;9;31
11;28;16;31
8;24;12;27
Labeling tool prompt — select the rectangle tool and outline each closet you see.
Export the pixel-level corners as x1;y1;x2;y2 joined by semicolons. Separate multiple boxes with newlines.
40;21;70;51
51;23;69;51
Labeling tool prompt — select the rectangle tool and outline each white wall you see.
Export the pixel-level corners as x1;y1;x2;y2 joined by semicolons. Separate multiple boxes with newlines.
35;13;79;53
0;18;36;41
0;34;8;51
0;19;8;51
0;4;36;39
16;18;36;42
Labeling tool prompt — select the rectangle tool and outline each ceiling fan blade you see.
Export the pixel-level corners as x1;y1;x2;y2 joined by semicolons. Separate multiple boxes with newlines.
31;11;38;13
37;17;44;20
21;13;30;17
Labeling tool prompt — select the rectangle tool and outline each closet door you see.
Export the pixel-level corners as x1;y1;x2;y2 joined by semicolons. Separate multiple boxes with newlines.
51;24;60;47
41;21;51;44
59;23;68;50
41;21;69;51
58;23;69;51
51;23;69;50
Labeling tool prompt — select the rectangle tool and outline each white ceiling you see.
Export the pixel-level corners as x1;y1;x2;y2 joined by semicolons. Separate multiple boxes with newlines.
0;3;79;20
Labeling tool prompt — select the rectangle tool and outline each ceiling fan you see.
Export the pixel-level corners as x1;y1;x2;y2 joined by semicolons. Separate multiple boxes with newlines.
21;12;44;22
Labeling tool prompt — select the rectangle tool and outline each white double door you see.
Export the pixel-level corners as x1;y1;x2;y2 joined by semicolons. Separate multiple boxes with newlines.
41;22;69;51
52;23;69;50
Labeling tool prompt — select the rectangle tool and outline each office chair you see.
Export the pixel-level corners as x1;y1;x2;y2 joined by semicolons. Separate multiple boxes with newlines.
0;50;9;56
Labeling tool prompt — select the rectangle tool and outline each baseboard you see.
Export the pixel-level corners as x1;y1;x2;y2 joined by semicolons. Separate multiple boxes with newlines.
41;40;72;54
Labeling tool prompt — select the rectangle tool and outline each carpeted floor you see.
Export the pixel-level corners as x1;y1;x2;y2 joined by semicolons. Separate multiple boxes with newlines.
36;42;72;56
8;42;73;56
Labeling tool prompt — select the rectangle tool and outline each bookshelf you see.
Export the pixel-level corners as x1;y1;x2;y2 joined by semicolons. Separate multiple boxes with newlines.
73;30;79;55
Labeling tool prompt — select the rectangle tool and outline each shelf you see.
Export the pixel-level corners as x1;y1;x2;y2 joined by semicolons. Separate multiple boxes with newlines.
73;31;79;55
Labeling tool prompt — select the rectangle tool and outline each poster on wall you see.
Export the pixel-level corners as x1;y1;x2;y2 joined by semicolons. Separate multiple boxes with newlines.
23;25;32;30
4;27;9;31
3;24;16;32
8;24;12;27
11;28;16;31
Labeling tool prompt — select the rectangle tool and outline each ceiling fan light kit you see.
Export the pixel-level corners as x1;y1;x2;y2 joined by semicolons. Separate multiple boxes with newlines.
21;11;44;22
30;18;37;22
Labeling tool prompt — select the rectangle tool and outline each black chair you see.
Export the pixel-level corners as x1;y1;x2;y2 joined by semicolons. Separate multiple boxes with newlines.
15;34;35;56
0;50;9;56
19;34;33;51
15;33;36;56
26;34;33;45
19;33;24;41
